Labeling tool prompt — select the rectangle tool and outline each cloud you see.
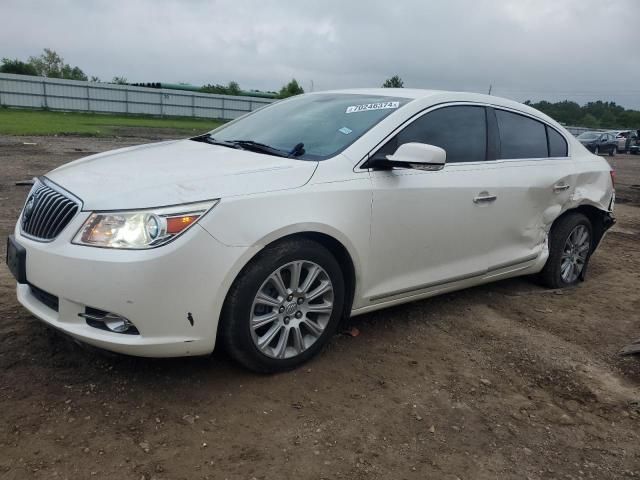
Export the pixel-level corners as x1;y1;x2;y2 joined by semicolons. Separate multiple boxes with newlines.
2;0;639;107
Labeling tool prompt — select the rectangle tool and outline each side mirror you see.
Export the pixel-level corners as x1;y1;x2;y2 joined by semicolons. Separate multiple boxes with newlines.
367;143;446;171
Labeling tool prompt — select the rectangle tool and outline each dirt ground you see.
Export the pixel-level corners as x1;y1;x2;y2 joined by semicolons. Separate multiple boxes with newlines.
1;133;639;480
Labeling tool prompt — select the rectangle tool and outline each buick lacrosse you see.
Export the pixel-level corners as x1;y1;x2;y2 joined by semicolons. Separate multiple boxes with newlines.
6;89;615;372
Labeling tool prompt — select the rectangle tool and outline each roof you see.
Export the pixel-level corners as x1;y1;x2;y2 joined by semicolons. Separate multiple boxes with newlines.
312;88;568;133
316;88;445;99
315;88;522;108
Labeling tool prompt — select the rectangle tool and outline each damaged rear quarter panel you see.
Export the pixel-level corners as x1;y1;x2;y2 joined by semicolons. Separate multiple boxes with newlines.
568;157;615;213
540;151;614;251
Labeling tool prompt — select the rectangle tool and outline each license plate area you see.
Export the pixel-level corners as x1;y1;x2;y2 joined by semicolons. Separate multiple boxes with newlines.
6;235;27;284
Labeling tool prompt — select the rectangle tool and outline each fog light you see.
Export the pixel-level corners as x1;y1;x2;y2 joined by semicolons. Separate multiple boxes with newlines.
103;314;134;333
80;307;139;335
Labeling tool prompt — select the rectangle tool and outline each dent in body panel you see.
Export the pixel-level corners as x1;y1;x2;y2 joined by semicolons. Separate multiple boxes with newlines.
537;161;613;256
569;168;614;212
541;166;613;232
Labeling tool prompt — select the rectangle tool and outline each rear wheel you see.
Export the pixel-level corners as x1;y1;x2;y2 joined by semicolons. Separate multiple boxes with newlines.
539;213;593;289
220;238;345;373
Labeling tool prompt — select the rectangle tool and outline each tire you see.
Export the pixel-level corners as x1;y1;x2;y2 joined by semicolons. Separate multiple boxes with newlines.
594;146;600;155
609;146;616;157
220;238;345;373
539;213;593;289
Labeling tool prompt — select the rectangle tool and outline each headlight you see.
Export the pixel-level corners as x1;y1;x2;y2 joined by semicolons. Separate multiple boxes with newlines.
72;200;219;249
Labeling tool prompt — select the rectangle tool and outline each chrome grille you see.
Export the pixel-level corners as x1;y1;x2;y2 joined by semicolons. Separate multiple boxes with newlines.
21;180;79;240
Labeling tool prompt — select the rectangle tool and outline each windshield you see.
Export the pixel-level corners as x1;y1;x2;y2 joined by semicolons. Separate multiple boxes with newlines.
577;132;599;140
207;93;410;160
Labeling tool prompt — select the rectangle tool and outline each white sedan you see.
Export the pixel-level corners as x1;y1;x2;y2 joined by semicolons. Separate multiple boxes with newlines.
6;89;615;372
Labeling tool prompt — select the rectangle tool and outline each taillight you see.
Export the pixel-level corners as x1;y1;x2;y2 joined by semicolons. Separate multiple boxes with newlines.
610;169;616;189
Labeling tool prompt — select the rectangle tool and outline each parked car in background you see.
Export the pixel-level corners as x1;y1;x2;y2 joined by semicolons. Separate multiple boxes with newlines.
6;89;615;372
628;130;640;154
577;131;617;156
608;130;638;153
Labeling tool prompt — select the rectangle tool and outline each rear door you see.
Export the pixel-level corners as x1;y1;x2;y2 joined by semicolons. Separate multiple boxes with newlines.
480;108;575;276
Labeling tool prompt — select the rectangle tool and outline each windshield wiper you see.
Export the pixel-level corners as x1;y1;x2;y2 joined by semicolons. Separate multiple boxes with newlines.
229;140;291;158
191;134;241;149
193;135;306;159
289;142;305;157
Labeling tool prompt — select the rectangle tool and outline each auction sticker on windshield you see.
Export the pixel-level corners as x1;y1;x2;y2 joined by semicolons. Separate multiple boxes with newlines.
345;101;400;114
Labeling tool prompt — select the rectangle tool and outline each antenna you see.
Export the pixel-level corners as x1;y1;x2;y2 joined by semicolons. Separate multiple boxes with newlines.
488;84;493;95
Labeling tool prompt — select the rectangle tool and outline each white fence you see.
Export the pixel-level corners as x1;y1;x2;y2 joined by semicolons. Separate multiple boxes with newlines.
564;125;606;136
0;73;274;120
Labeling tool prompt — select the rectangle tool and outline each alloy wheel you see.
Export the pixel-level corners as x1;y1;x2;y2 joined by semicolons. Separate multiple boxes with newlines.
250;260;335;359
560;224;590;283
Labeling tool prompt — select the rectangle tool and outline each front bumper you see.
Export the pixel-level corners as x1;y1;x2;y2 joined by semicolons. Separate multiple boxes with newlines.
12;213;254;357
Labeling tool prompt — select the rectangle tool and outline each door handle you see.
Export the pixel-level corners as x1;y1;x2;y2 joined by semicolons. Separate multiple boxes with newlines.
473;192;497;203
553;183;571;192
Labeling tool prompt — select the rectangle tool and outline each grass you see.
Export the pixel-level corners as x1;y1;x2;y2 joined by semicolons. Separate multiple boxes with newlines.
0;108;223;136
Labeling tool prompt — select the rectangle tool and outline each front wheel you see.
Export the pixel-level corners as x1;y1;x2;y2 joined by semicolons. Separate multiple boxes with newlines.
539;213;593;289
220;238;345;373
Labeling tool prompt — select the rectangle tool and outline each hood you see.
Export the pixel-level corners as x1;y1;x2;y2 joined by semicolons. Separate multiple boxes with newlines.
46;140;318;210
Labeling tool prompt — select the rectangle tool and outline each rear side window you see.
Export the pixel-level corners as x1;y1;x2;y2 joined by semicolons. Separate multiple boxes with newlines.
378;106;487;163
547;126;568;157
496;110;548;159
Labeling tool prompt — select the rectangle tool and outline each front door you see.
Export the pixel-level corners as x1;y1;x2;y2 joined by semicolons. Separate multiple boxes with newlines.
364;105;495;303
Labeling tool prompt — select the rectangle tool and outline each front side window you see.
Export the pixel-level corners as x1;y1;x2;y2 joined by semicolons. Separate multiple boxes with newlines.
208;93;410;160
377;106;487;163
496;110;548;159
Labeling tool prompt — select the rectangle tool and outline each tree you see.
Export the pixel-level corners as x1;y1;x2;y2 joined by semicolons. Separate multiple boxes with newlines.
579;113;600;129
201;81;242;95
526;98;640;128
28;48;63;77
27;48;87;80
278;79;304;99
227;81;241;96
112;76;128;85
0;58;38;75
382;75;404;88
89;76;101;82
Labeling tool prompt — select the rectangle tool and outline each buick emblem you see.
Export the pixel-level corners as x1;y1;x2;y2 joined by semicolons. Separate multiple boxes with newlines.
285;302;297;315
22;194;37;223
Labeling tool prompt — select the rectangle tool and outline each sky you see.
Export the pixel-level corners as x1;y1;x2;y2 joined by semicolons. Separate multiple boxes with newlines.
2;0;640;108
